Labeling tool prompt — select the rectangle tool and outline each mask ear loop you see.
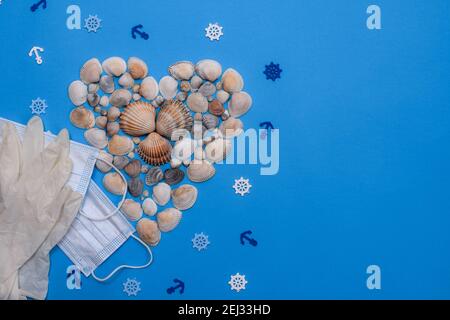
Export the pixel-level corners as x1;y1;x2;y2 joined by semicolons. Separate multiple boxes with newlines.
78;157;128;221
91;234;153;282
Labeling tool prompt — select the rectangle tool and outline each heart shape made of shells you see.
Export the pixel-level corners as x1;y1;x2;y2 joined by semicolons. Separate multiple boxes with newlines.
68;57;252;247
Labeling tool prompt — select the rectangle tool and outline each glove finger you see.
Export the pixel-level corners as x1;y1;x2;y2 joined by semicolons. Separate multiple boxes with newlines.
21;117;44;174
0;123;22;191
42;128;70;176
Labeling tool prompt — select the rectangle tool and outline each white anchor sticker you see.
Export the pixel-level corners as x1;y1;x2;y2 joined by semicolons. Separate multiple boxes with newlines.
28;46;44;64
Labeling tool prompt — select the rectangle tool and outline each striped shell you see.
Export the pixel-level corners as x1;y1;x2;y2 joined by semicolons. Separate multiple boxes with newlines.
138;132;172;166
145;166;164;186
120;101;156;136
156;100;193;140
187;160;216;182
164;168;185;186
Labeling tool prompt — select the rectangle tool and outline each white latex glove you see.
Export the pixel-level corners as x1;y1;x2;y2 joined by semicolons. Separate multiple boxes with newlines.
0;117;78;299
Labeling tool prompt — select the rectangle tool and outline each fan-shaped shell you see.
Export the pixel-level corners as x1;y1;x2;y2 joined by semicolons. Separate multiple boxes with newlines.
187;160;216;182
120;101;156;136
156;100;193;140
84;128;107;149
70;106;95;129
171;184;198;210
108;134;134;155
145;166;164;186
137;218;161;246
138;132;172;166
152;182;171;206
157;208;182;232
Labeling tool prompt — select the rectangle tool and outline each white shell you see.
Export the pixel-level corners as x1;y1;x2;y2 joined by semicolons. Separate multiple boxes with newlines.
159;76;178;99
157;208;182;232
169;61;195;80
80;58;102;84
217;90;230;104
205;138;232;163
102;57;127;77
127;57;148;79
139;76;159;100
95;151;113;173
152;182;171;206
84;128;108;149
68;80;88;106
222;68;244;93
228;92;252;118
142;198;158;216
118;72;134;89
195;59;222;82
187;92;208;113
103;172;126;195
121;199;143;221
219;117;244;138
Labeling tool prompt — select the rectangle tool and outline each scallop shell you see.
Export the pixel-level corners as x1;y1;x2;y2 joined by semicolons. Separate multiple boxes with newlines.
110;89;132;107
145;167;164;186
119;101;156;136
68;80;88;106
219;117;244;138
195;59;222;82
70;106;95;129
157;208;182;232
202;114;219;130
228;92;252;118
80;58;102;84
108;135;134;155
138;132;172;166
205;138;232;163
171;138;195;161
171;184;198;210
100;75;115;94
222;68;244;93
142;198;158;216
127;57;148;79
102;57;127;77
156;100;193;140
152;182;171;206
124;159;141;178
164;168;185;186
121;199;143;221
84;128;108;149
128;177;144;197
95;151;113;173
103;172;126;195
187;92;208;113
136;218;160;246
139;76;159;100
159;76;178;99
168;61;195;80
118;72;134;89
187;160;216;182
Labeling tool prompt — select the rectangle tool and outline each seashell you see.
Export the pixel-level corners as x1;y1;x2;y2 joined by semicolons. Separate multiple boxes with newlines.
156;100;193;140
95;151;113;173
171;158;182;168
142;198;157;216
68;80;88;106
152;182;171;206
88;83;99;93
124;159;141;178
171;128;191;141
127;57;148;79
176;92;187;102
187;92;208;113
136;218;160;246
198;82;216;97
107;106;121;122
118;72;134;89
187;160;215;182
139;76;159;100
110;89;132;107
70;106;95;129
145;167;164;186
99;96;109;107
103;172;126;195
87;93;100;107
119;101;156;136
138;132;172;165
208;99;225;116
128;177;144;197
159;76;178;99
133;93;141;101
164;168;185;186
195;59;222;82
168;61;195;80
102;57;126;77
219;117;244;138
205;138;232;163
228;92;252;118
180;81;191;92
217;90;230;104
171;184;198;210
84;128;107;149
95;116;107;129
80;58;102;84
106;122;120;136
171;138;194;161
222;68;244;93
108;134;134;155
157;208;182;232
202;114;219;130
190;75;203;89
100;75;115;94
113;155;129;170
121;199;143;221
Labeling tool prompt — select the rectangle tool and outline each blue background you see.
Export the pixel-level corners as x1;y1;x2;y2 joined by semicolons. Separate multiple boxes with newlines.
1;0;450;299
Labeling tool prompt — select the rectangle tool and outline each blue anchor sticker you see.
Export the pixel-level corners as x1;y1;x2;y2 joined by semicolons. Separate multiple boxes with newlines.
240;230;258;247
167;279;185;294
131;24;149;40
30;0;47;12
